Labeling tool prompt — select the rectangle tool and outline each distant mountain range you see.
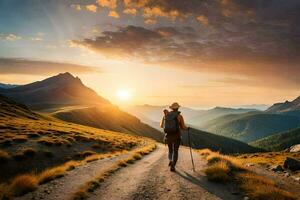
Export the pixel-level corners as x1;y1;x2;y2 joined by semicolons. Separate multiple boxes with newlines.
200;112;300;142
125;96;300;150
0;83;19;89
250;127;300;151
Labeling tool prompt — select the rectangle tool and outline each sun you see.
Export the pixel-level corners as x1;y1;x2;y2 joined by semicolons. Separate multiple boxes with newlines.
116;89;131;101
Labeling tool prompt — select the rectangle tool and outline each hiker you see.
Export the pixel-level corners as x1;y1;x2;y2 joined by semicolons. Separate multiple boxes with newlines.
160;102;189;172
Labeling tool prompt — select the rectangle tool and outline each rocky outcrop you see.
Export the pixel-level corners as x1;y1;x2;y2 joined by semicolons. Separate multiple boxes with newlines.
289;144;300;153
283;157;300;171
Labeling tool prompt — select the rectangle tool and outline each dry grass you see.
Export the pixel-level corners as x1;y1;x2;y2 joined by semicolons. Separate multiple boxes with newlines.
204;161;231;183
0;150;10;162
237;173;296;200
6;174;38;197
235;152;300;169
38;161;79;184
199;149;297;200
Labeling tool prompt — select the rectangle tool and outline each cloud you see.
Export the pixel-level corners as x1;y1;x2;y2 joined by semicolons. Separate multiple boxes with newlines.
144;19;156;25
71;4;81;11
123;8;137;15
0;58;100;75
0;34;22;41
86;4;98;13
108;10;119;18
196;15;209;26
96;0;117;9
71;24;300;88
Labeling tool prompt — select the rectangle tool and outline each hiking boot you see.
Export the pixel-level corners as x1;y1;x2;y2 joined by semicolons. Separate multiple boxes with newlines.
168;161;172;166
170;165;176;172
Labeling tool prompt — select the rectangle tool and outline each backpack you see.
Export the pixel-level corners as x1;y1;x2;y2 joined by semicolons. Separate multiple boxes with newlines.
164;111;180;134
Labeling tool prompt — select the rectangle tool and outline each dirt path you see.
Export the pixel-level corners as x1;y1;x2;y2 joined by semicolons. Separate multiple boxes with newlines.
17;144;243;200
88;144;242;200
17;153;131;200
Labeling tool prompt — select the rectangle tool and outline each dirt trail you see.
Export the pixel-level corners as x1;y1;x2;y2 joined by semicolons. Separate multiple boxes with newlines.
18;144;243;200
17;153;131;200
89;144;242;200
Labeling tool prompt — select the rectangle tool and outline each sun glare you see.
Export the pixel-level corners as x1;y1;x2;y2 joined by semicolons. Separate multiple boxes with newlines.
117;89;131;101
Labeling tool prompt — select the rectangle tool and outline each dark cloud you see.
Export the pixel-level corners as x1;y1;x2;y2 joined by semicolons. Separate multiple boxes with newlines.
0;58;100;75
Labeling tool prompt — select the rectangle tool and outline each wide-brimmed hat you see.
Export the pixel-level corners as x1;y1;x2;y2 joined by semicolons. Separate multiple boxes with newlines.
169;102;180;110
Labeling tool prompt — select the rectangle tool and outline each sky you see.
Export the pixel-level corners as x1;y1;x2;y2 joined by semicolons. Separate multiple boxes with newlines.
0;0;300;108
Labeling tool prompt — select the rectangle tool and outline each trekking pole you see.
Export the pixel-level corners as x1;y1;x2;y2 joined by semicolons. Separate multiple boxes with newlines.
187;128;195;172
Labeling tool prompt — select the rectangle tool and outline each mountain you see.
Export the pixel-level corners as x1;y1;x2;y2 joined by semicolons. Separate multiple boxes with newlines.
189;107;257;127
0;72;109;110
199;112;300;142
0;83;18;89
267;96;300;113
250;127;300;151
0;73;164;141
181;128;261;154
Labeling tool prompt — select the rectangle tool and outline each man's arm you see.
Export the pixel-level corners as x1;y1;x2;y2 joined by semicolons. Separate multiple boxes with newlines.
178;115;188;130
160;117;165;128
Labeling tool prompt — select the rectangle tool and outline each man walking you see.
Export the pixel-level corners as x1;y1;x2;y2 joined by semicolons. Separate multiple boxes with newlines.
160;102;189;172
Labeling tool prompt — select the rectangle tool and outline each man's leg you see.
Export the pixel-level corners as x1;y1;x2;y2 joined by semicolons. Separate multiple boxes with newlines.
172;139;181;166
167;141;174;163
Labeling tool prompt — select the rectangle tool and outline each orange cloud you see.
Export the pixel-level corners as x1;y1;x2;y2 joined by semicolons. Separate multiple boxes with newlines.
196;15;209;26
123;8;137;15
108;10;119;18
71;4;81;11
143;6;179;20
86;4;98;13
96;0;117;9
144;19;156;25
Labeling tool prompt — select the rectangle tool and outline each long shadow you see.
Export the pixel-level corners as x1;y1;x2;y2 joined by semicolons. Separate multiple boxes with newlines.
175;169;242;200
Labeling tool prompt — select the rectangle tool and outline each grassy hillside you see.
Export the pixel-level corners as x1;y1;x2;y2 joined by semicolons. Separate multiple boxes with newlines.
200;113;300;142
250;128;300;151
0;95;152;183
53;106;164;141
180;128;261;154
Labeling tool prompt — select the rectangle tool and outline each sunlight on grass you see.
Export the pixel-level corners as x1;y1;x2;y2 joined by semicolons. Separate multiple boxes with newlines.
199;149;297;200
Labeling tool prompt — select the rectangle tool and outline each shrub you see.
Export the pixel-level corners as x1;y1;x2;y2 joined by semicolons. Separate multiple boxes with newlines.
13;153;26;161
37;138;54;146
28;133;39;138
81;151;96;158
92;144;102;149
204;161;231;183
0;139;12;146
0;150;10;163
21;147;36;157
43;150;54;158
8;174;38;196
12;136;28;143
